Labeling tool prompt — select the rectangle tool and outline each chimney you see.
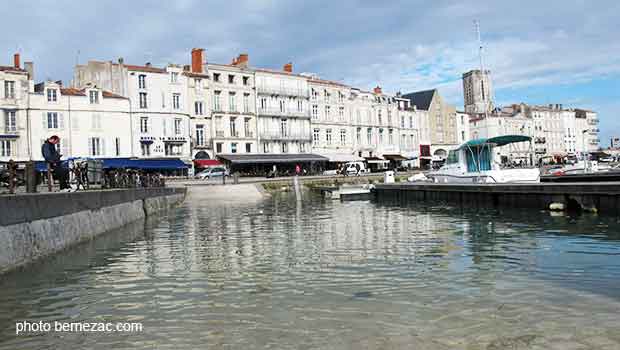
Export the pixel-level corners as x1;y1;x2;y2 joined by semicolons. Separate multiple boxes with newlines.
373;86;382;95
118;57;124;65
191;48;204;73
24;61;34;80
145;62;152;67
283;62;293;73
234;53;249;68
13;53;20;69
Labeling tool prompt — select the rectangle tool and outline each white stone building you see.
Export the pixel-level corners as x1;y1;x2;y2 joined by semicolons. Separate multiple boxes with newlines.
28;82;132;160
0;54;31;164
255;63;311;154
207;54;258;156
74;60;192;162
455;111;470;144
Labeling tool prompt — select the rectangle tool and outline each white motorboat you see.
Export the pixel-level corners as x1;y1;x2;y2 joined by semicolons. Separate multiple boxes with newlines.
428;135;540;184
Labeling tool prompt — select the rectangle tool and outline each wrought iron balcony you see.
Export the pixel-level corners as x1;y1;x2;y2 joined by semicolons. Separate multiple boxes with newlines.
257;108;311;118
259;131;312;141
257;86;309;98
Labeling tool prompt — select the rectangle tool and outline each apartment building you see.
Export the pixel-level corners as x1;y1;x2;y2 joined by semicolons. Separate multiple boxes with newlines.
455;111;470;144
28;81;132;160
74;60;192;162
309;78;356;161
184;48;211;162
255;62;311;154
207;54;257;156
0;54;31;164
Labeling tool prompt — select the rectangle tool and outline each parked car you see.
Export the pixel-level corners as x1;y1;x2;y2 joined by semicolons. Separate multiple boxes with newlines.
195;166;229;180
343;161;368;175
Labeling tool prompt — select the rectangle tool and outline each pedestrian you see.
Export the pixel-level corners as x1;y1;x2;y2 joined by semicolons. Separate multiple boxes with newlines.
42;135;71;191
295;164;301;176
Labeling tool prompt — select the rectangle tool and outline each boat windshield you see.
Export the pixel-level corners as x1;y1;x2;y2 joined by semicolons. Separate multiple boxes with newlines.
465;146;492;172
446;150;459;164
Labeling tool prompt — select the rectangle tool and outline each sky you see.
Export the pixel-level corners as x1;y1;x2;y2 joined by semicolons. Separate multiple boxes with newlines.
3;0;619;145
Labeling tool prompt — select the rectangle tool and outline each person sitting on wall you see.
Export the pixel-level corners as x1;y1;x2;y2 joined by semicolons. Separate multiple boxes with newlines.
41;135;71;192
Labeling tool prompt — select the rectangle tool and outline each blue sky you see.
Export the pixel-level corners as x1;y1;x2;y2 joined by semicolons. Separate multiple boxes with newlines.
3;0;619;145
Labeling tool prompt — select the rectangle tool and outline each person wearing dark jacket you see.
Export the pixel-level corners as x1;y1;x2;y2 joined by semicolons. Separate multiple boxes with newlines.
42;135;70;190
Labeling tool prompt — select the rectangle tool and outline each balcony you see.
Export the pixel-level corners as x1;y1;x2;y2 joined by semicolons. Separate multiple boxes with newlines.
588;118;599;125
534;137;546;144
2;128;19;136
257;108;311;118
257;86;309;98
535;148;547;154
192;138;213;149
215;131;225;137
259;131;312;141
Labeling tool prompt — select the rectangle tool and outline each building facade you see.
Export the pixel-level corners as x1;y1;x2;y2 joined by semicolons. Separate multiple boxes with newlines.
0;55;31;164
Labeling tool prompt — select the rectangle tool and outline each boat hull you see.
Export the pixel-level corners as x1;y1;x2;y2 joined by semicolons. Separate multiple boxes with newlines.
429;169;540;184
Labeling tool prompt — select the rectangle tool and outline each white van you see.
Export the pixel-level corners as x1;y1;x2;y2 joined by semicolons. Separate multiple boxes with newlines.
343;161;368;175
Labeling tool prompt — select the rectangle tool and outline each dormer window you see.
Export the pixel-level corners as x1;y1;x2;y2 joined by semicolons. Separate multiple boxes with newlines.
228;75;235;84
89;90;99;104
213;73;220;82
170;72;179;83
47;88;58;102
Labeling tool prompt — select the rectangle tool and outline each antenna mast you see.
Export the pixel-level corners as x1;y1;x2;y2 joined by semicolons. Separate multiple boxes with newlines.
475;20;484;73
474;19;490;118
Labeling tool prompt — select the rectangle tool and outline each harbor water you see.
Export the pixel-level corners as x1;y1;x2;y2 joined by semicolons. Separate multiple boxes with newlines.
1;188;620;349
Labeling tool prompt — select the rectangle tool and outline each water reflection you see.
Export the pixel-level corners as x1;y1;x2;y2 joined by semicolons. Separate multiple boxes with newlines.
1;190;620;349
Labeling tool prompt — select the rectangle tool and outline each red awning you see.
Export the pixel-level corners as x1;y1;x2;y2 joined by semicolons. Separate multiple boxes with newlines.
193;159;222;167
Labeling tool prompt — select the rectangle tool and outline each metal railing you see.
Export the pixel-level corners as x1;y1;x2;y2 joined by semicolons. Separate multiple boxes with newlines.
257;108;311;118
257;86;309;97
259;132;312;141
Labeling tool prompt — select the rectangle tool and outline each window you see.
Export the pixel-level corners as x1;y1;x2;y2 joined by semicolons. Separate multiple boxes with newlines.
229;92;236;112
401;116;405;128
378;110;382;125
356;127;361;143
379;129;384;144
263;143;269;153
356;110;361;124
279;99;285;113
215;117;224;137
338;107;344;120
367;128;372;144
165;143;182;156
115;138;121;156
91;114;102;130
280;119;288;137
138;75;146;89
311;89;318;100
230;117;237;136
461;131;465;141
139;92;147;108
338;92;344;103
5;111;16;132
245;143;251;153
326;129;332;145
213;73;220;82
195;101;204;115
231;143;237;153
89;90;99;104
297;100;303;112
4;81;15;99
340;129;346;145
312;105;318;119
281;142;288;153
174;118;182;135
313;128;320;144
195;125;205;146
388;129;393;144
387;110;392;125
243;93;250;113
46;112;59;129
325;105;330;119
299;142;306;153
141;143;151;156
216;142;223;153
228;74;235;84
89;137;102;156
242;76;249;86
259;97;267;111
47;89;57;102
170;72;179;83
140;117;148;133
244;118;251;137
324;90;329;103
409;116;413;128
173;93;180;109
213;91;221;111
0;140;12;156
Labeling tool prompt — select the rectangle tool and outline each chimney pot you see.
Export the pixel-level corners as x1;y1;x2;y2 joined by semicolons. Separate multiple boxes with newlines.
283;62;293;73
118;57;124;64
13;53;20;69
145;62;151;67
373;86;382;95
234;53;249;68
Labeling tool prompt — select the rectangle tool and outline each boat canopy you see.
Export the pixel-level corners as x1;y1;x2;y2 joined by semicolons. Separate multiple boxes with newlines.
458;135;531;150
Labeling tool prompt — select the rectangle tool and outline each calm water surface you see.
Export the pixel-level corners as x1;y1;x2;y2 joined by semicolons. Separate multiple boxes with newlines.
1;188;620;349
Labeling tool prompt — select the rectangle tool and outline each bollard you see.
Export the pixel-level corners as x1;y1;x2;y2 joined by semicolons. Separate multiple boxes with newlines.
8;160;16;194
222;173;226;185
293;175;302;201
25;161;37;193
233;172;239;184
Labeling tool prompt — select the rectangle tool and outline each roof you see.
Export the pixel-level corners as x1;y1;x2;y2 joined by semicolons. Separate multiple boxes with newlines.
458;135;531;149
0;65;27;73
217;153;329;164
182;71;210;78
102;90;127;99
308;78;350;88
401;89;436;110
59;87;127;99
254;68;307;79
125;64;167;74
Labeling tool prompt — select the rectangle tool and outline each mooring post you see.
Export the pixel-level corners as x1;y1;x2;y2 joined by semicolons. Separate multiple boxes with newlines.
25;161;37;193
8;160;16;194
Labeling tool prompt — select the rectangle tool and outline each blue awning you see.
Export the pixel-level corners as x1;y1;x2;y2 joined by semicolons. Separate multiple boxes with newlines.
35;158;188;172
